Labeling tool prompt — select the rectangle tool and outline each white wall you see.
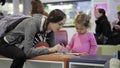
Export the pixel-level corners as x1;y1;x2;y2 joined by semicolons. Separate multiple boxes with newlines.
108;0;120;22
62;27;76;42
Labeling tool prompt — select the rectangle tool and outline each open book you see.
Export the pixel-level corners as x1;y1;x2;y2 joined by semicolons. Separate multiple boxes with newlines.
55;45;87;56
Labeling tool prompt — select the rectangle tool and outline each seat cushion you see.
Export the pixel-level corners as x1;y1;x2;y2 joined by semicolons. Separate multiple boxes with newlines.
54;30;68;46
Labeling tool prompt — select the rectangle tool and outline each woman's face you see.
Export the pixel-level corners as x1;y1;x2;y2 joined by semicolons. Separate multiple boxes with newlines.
95;9;102;19
48;18;66;32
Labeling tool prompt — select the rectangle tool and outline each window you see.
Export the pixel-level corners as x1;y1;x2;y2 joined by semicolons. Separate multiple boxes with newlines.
44;1;91;27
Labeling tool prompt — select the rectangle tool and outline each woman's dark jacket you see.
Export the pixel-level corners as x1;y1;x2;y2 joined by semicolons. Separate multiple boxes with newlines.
95;15;112;38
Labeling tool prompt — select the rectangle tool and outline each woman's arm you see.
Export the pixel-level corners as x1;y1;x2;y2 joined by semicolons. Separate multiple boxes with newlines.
23;19;50;57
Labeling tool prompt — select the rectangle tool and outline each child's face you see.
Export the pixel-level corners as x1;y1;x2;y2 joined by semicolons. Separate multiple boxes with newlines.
75;23;87;34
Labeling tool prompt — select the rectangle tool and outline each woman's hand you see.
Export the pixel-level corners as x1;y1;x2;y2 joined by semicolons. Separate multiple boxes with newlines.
48;44;62;52
114;25;120;30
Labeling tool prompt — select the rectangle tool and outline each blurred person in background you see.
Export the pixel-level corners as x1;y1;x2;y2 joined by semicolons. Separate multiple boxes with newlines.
108;11;120;45
30;0;48;16
94;8;111;44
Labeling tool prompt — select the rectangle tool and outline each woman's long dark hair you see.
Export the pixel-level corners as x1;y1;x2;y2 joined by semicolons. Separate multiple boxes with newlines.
98;8;106;16
97;8;108;20
43;9;66;32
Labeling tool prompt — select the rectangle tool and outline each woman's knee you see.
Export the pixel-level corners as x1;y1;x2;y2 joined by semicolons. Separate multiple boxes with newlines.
15;52;26;60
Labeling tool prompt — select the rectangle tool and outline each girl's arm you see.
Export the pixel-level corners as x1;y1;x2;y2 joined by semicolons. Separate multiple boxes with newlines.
89;33;98;55
66;34;75;51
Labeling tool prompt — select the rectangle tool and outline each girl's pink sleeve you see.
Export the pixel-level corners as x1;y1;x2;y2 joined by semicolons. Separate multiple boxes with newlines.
89;33;98;55
66;34;75;51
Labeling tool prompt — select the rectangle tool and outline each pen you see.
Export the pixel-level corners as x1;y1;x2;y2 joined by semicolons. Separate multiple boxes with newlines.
60;43;68;54
60;43;64;47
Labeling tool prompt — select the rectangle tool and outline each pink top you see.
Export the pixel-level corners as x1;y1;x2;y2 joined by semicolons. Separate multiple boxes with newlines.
66;32;98;55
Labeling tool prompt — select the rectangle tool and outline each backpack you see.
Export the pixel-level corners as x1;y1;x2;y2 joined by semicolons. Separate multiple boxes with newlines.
0;14;30;38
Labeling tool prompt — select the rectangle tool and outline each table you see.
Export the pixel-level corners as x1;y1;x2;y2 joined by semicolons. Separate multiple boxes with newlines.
68;55;112;68
25;54;75;68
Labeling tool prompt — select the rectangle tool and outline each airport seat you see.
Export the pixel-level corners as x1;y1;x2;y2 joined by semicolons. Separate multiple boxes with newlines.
97;45;120;55
54;30;68;46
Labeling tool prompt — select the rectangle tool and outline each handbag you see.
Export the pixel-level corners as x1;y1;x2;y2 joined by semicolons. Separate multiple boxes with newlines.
95;34;108;44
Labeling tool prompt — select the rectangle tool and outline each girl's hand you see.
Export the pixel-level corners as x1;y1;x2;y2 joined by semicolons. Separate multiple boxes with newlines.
70;52;88;56
48;44;62;52
58;45;69;54
79;52;88;56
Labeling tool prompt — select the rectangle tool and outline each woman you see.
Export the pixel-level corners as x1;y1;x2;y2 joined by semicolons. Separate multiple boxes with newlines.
109;11;120;45
0;9;66;68
30;0;48;16
94;8;111;44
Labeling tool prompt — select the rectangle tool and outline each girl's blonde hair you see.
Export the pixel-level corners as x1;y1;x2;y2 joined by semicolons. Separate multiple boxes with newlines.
74;13;91;28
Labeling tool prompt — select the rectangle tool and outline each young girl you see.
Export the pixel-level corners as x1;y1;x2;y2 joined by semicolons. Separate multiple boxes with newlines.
66;13;98;55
